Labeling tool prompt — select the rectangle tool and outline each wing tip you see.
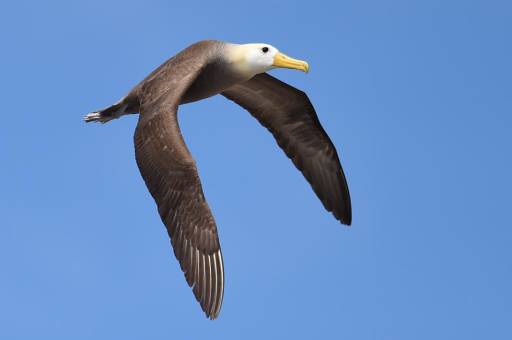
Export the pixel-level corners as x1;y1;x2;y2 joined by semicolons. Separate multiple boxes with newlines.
337;183;352;226
333;204;352;226
191;250;224;320
206;310;221;320
336;213;352;226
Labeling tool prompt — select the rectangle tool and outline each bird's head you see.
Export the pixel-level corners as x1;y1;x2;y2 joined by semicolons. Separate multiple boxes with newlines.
227;43;309;78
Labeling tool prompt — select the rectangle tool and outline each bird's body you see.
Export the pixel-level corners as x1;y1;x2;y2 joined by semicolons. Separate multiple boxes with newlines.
85;40;351;319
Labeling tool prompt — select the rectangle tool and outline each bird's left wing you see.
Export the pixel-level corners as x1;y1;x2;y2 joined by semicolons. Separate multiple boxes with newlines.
134;47;224;319
222;73;352;225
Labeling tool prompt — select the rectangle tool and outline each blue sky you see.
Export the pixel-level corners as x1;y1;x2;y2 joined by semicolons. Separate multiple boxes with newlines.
1;0;511;339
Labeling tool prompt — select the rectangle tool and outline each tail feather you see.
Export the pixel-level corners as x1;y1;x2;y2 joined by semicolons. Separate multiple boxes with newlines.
84;111;106;123
85;93;139;123
83;102;127;123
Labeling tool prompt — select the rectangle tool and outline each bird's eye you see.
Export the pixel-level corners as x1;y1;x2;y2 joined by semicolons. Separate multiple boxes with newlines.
262;47;269;53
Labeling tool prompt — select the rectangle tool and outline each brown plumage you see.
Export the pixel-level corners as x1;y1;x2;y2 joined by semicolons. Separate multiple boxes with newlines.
85;40;351;319
223;73;351;224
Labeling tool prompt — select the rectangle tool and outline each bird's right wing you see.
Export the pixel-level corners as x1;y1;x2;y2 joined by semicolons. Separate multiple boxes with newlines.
222;73;352;225
134;46;224;319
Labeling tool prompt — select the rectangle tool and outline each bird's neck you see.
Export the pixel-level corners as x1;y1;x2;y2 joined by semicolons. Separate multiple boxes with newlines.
223;44;262;80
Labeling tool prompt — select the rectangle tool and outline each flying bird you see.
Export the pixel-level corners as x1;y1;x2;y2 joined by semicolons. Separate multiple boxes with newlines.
84;40;351;319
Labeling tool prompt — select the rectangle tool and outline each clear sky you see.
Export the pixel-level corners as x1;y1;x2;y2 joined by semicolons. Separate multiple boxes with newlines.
1;0;511;339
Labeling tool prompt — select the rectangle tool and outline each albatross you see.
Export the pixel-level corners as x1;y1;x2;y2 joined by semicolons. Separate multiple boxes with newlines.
84;40;352;319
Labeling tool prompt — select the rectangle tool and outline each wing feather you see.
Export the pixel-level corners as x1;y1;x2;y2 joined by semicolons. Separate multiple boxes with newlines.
222;73;352;224
134;44;224;318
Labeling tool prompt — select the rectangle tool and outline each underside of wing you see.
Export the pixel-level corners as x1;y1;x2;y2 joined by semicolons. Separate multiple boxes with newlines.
222;73;352;225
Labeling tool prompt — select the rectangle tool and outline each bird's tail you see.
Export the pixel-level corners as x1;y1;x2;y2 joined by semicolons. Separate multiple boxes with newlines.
83;101;129;123
84;91;141;124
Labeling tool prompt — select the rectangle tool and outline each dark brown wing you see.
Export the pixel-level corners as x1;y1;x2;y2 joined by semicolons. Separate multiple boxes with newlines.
134;44;223;319
222;73;352;225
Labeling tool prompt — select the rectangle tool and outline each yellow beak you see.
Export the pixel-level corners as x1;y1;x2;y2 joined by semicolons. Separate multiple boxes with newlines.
272;52;309;73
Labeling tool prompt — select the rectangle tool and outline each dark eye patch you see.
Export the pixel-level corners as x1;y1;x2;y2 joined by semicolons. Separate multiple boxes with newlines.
262;47;269;53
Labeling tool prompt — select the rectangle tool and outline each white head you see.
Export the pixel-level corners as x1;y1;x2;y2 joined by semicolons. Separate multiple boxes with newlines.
227;43;309;79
